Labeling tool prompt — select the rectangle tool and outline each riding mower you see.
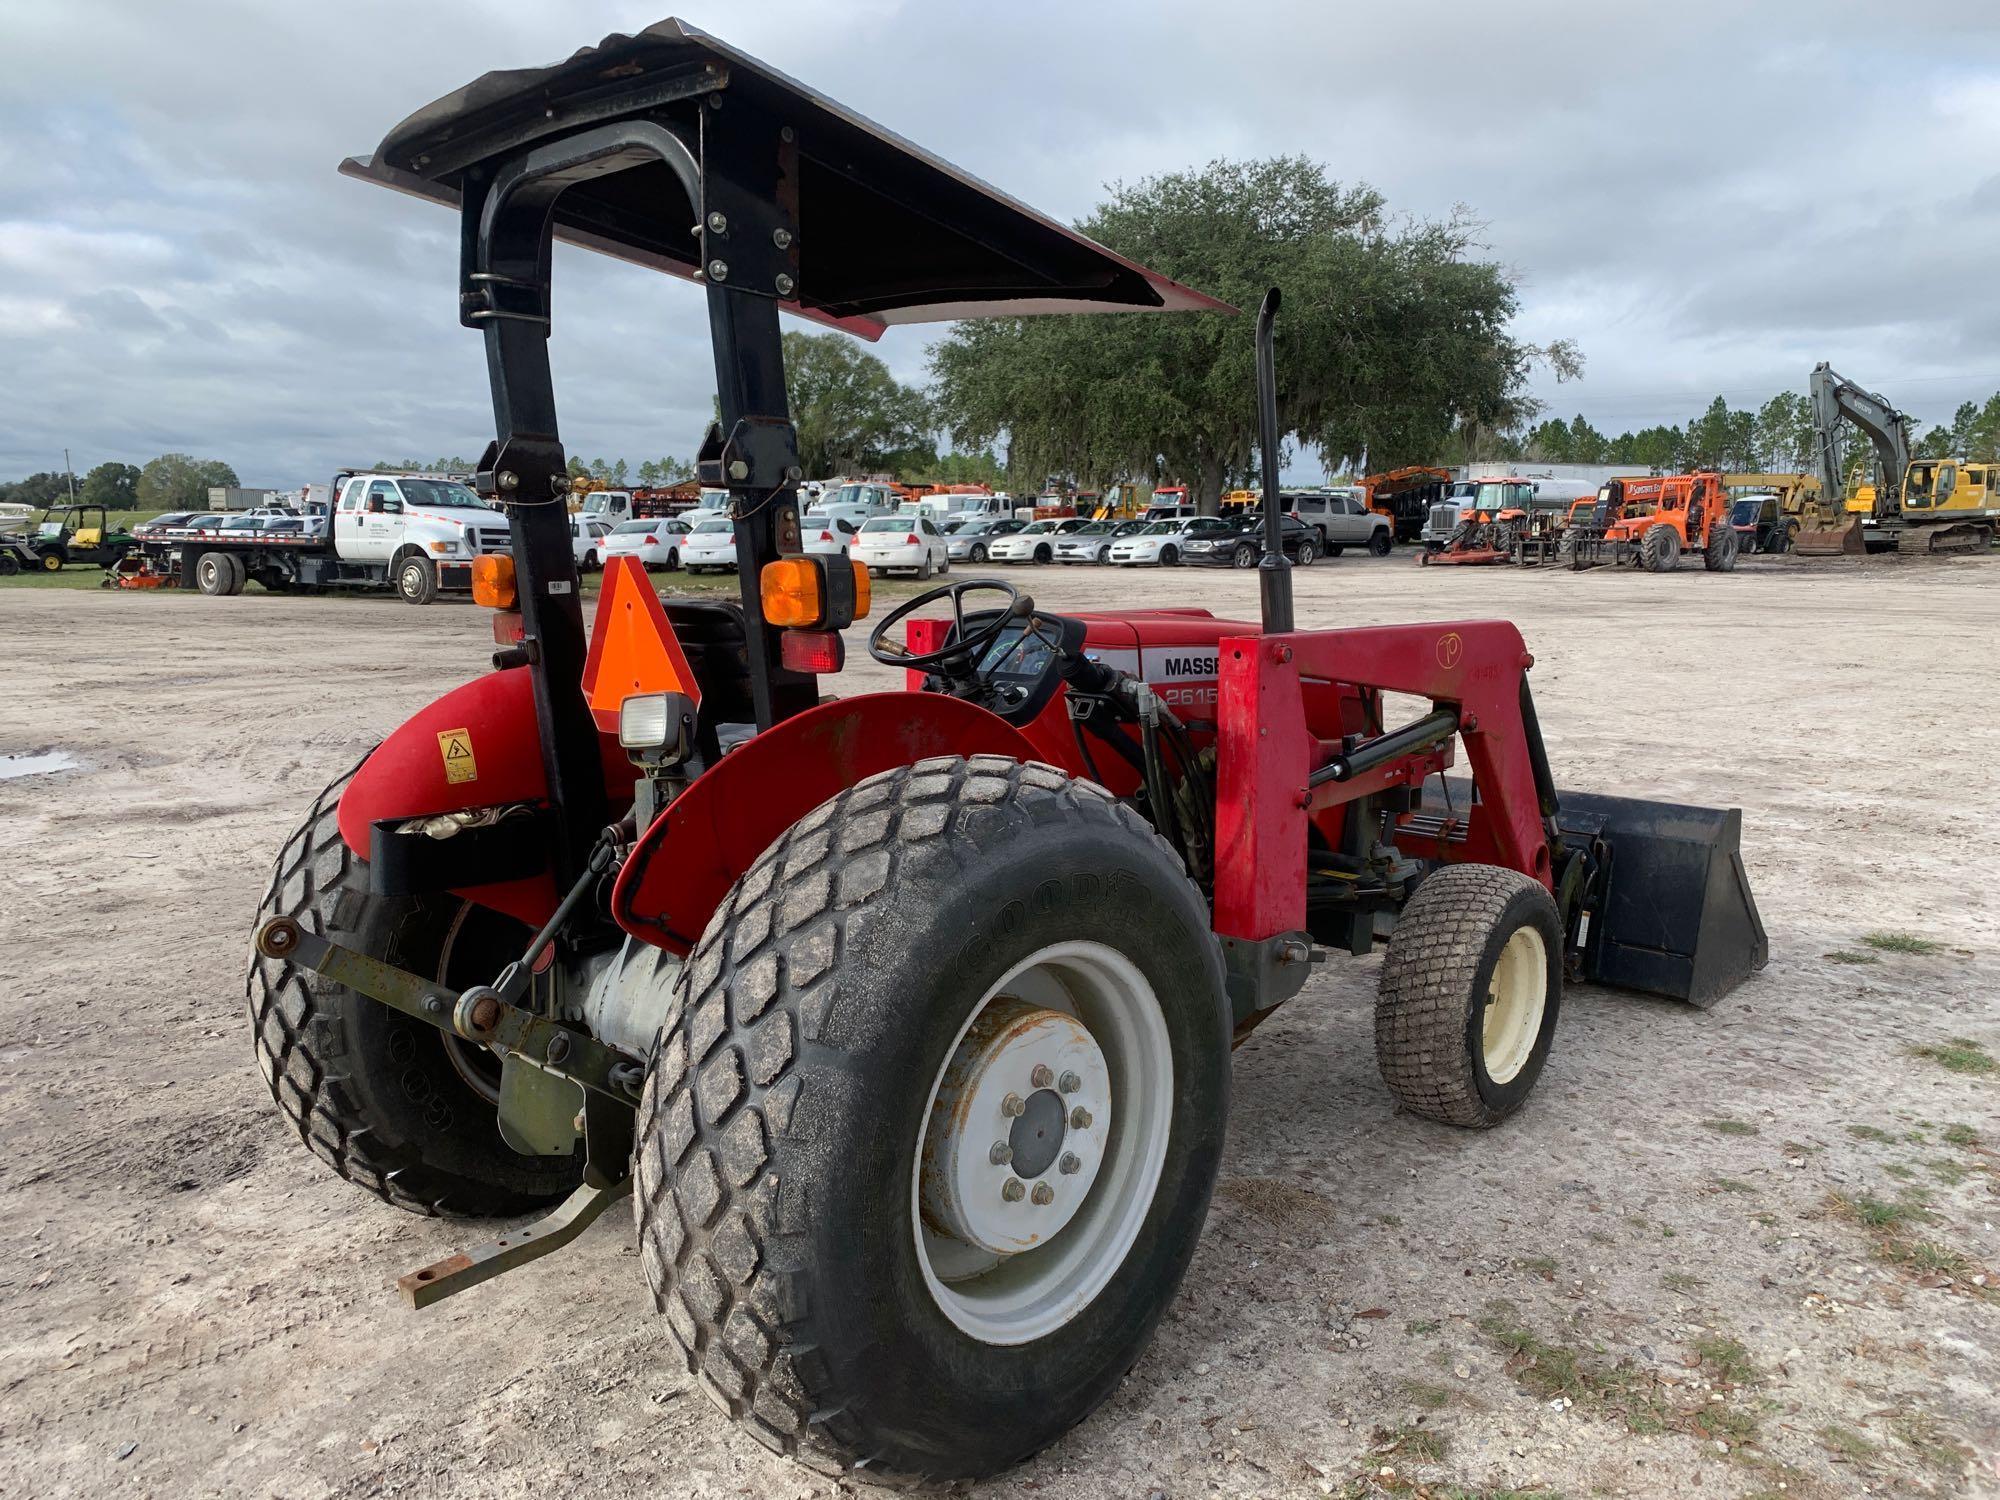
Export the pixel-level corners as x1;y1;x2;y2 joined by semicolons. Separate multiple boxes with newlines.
247;21;1767;1483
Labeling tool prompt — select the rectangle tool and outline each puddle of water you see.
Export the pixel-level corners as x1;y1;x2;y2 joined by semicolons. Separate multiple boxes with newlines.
0;751;79;781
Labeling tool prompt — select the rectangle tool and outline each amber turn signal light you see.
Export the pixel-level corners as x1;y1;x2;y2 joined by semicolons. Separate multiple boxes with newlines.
760;558;824;628
851;558;872;620
472;554;517;609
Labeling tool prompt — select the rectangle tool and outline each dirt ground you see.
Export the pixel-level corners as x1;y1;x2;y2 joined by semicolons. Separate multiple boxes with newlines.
3;552;1997;1500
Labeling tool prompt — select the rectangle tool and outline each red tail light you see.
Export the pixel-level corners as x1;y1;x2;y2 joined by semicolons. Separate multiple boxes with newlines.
644;534;658;544
819;531;834;542
780;629;845;673
905;533;920;545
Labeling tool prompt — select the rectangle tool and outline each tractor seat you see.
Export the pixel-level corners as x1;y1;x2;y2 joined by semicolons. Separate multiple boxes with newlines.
74;528;101;546
658;598;757;759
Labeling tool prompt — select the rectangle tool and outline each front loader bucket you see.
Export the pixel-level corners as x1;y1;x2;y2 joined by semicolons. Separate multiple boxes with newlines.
1791;518;1864;556
1555;789;1767;1007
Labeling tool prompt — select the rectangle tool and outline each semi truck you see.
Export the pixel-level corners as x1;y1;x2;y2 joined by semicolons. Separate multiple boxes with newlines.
138;471;512;602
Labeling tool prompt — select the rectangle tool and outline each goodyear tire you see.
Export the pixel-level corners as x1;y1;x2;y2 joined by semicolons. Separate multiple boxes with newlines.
1375;864;1562;1128
396;553;438;604
1639;524;1680;573
633;756;1230;1482
1704;519;1739;572
246;762;584;1215
196;551;234;595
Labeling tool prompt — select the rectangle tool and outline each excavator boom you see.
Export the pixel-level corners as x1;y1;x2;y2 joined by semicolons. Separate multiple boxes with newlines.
1795;362;1912;555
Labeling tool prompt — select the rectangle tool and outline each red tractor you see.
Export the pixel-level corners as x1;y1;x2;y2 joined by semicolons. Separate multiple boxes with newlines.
248;20;1766;1484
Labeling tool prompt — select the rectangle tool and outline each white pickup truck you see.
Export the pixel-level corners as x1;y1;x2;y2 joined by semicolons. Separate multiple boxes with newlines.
1289;488;1393;555
141;472;512;602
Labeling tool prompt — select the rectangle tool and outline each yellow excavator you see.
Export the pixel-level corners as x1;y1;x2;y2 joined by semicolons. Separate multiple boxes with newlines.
1796;363;2000;555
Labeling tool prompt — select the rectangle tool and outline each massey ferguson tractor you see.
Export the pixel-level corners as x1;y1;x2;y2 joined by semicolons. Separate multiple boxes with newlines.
247;21;1766;1483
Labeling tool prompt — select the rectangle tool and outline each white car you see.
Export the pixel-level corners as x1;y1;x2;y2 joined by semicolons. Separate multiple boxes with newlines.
800;510;860;558
987;518;1083;564
853;514;949;577
680;515;739;573
1106;515;1233;566
600;516;690;571
573;516;615;570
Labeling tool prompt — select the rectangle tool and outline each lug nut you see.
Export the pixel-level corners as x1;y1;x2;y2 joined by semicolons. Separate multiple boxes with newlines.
1069;1106;1092;1129
1001;1178;1025;1202
1059;1152;1081;1175
988;1141;1012;1166
1058;1070;1081;1094
1031;1182;1054;1206
1001;1093;1026;1118
1029;1064;1053;1089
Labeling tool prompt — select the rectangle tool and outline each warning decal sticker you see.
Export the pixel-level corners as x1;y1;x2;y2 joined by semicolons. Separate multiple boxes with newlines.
436;727;478;785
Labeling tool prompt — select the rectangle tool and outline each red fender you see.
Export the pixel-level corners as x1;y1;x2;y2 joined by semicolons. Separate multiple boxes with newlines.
612;692;1041;953
338;667;638;928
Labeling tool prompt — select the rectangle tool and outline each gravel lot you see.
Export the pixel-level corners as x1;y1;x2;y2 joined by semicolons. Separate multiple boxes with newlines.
2;551;1996;1499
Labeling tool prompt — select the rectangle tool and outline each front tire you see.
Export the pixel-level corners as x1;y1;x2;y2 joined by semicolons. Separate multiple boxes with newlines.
1367;530;1393;557
1034;544;1052;564
1231;544;1257;568
1374;864;1562;1128
1295;540;1315;566
1160;544;1180;567
246;762;584;1215
970;543;988;563
1640;525;1680;573
396;553;438;604
634;756;1230;1481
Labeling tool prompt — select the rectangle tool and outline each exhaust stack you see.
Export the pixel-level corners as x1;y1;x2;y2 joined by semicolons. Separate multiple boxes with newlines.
1254;287;1293;634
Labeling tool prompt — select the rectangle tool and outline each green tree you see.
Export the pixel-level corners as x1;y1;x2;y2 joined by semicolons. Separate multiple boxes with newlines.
1752;392;1811;471
785;329;932;477
136;453;238;509
930;158;1575;511
0;471;73;506
79;461;140;507
1683;397;1755;470
610;459;630;486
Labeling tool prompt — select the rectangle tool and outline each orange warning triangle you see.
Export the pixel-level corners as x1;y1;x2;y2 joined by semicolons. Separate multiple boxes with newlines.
580;557;702;733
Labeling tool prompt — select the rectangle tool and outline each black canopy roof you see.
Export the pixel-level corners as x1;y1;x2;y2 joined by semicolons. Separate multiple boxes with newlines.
340;18;1232;340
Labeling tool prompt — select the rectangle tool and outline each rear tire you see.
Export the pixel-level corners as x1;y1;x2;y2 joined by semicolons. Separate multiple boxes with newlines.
0;553;18;577
1640;525;1680;573
634;756;1230;1481
222;553;247;595
1704;519;1739;572
196;551;234;595
1375;864;1562;1129
918;554;936;580
246;762;584;1215
1327;543;1345;557
396;553;438;604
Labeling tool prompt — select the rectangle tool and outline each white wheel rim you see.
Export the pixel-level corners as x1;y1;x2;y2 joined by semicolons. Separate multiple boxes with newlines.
913;941;1172;1345
1482;925;1547;1085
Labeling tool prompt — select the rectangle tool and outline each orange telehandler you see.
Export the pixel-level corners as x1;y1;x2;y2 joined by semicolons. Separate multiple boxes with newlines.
1563;471;1739;573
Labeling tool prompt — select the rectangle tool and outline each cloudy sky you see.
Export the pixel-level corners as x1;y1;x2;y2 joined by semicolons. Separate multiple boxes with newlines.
4;0;1998;486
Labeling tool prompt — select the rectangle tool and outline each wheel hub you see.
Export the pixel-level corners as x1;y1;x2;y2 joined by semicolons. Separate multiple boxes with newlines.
919;998;1110;1258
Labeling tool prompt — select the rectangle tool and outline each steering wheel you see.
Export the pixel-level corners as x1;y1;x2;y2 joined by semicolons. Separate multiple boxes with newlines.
868;578;1024;672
